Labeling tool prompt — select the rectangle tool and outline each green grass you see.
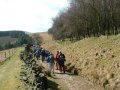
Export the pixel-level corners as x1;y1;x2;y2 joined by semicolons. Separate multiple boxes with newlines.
0;48;25;90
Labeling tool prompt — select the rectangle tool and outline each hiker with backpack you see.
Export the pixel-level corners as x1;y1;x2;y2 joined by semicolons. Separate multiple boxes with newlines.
34;46;42;64
54;51;59;70
44;49;50;61
34;48;41;60
58;51;66;73
47;53;55;74
41;48;46;62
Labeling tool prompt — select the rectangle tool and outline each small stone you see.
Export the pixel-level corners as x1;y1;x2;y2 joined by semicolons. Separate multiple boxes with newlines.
111;55;115;58
73;68;78;75
102;50;106;53
106;73;114;80
103;79;109;88
96;53;99;56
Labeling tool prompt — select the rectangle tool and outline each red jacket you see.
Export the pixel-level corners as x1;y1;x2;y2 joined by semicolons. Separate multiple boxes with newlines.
54;52;59;61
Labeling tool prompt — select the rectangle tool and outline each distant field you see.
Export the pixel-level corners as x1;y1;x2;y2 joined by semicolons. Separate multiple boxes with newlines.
0;36;17;46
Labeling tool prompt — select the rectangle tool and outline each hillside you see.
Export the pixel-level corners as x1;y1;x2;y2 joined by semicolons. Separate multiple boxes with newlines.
0;36;17;46
40;32;120;90
0;31;33;50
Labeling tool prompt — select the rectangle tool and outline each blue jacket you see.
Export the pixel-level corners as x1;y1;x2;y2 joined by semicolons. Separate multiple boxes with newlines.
47;55;54;63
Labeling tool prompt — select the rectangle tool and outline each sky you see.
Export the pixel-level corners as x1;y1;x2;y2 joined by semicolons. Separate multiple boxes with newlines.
0;0;69;33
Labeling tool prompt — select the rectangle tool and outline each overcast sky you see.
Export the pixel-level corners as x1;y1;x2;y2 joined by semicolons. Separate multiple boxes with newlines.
0;0;68;33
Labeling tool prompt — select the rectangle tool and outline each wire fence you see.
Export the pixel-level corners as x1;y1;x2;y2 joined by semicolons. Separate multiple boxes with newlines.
0;48;16;62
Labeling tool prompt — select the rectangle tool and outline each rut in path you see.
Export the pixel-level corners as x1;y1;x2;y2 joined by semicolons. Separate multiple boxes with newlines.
38;32;104;90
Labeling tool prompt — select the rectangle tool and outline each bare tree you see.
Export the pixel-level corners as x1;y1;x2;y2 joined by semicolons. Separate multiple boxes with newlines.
48;0;120;40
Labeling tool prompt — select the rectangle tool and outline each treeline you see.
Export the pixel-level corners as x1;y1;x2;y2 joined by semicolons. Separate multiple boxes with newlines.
0;31;33;50
0;31;26;38
48;0;120;40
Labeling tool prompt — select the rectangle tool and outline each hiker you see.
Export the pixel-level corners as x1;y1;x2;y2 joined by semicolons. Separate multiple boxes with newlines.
46;52;50;63
34;48;41;60
34;45;40;57
45;50;50;61
58;51;66;73
44;49;50;60
47;53;55;74
41;48;46;62
54;51;59;70
34;45;41;59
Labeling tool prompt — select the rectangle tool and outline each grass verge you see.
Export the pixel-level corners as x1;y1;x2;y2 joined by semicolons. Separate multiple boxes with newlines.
0;47;26;90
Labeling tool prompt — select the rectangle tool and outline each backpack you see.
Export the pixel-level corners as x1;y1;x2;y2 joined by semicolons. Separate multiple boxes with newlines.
59;53;65;62
48;55;54;63
35;49;40;56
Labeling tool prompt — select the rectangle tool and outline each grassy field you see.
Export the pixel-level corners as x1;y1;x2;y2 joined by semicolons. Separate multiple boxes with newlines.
0;48;25;90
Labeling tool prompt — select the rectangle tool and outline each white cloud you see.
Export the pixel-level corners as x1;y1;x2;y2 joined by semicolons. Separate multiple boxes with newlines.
0;0;68;32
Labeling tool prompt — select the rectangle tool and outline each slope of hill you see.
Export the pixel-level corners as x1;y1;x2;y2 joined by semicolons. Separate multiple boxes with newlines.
0;36;17;46
40;32;120;90
0;31;33;50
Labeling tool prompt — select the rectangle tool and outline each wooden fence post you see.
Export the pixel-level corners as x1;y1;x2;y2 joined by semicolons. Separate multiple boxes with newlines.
5;52;6;58
0;53;1;61
12;49;14;54
9;50;10;57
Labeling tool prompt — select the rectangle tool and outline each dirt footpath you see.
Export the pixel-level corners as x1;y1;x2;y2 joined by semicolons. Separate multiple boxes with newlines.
54;71;103;90
40;61;103;90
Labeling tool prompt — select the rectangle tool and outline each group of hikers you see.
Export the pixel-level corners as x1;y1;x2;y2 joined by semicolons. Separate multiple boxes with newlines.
33;45;66;74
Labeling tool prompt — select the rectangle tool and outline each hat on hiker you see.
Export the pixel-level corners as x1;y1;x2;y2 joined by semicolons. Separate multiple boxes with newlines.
59;50;61;53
